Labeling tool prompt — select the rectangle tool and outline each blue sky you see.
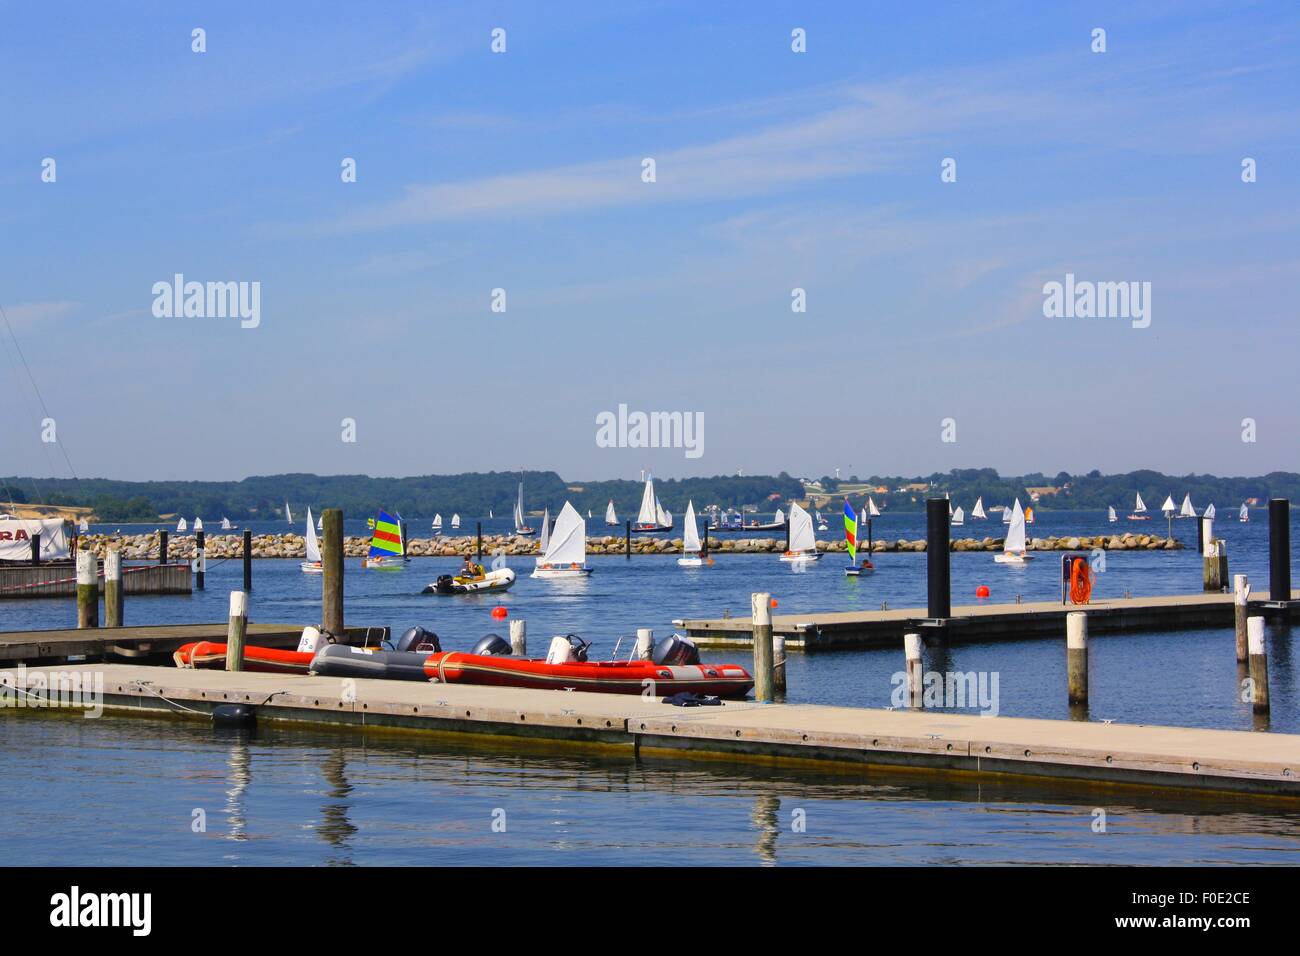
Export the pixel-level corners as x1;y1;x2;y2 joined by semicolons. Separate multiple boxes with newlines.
2;1;1297;483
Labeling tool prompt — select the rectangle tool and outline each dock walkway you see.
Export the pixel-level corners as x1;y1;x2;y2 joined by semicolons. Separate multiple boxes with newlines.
677;590;1300;650
8;662;1300;800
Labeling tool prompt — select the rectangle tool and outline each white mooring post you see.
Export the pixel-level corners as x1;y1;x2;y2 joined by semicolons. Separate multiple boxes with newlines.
635;627;654;661
226;590;248;672
1248;616;1269;715
904;632;923;708
752;593;774;702
1234;575;1250;663
509;619;527;656
1067;611;1088;706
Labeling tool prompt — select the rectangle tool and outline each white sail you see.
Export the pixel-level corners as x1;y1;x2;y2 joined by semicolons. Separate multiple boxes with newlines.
1004;499;1027;554
1135;493;1147;513
489;509;494;519
285;502;293;523
637;478;658;526
1160;495;1176;513
1204;503;1216;520
194;518;203;532
587;509;592;519
1108;506;1117;522
515;482;527;531
951;506;964;526
538;502;585;566
539;507;551;551
787;502;816;554
868;497;880;517
682;500;701;554
78;518;89;532
1241;503;1249;521
605;500;617;524
971;497;986;519
432;513;443;530
176;517;187;532
220;517;231;530
1179;493;1196;517
304;508;321;564
316;514;323;530
1002;506;1012;524
451;513;460;529
775;508;785;525
655;499;670;527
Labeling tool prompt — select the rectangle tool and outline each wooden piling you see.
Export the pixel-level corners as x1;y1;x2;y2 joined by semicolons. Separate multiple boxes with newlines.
1203;538;1226;591
242;529;253;592
635;628;654;661
773;634;787;693
76;552;98;629
226;591;248;672
1234;574;1250;662
509;619;526;656
1248;615;1269;715
158;530;168;564
103;550;123;628
476;521;483;562
752;592;774;702
904;632;923;707
322;508;344;636
194;529;205;590
1066;611;1088;705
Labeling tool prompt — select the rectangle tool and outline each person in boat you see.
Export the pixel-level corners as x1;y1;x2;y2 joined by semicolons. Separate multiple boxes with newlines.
459;556;485;579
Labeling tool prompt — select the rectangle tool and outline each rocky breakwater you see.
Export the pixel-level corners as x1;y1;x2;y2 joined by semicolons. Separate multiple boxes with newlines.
72;530;1182;559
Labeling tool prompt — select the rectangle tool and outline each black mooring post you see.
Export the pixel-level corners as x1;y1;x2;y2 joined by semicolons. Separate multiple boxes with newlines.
1270;498;1291;601
30;532;40;566
159;530;168;565
785;513;791;552
243;529;253;592
195;529;205;590
625;520;631;559
926;498;951;619
476;521;483;562
703;524;709;557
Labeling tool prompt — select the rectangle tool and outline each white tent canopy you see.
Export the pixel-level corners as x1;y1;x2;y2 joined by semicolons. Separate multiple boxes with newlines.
0;518;71;562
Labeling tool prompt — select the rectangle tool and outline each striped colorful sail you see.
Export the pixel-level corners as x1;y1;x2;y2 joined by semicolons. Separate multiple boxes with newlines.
843;498;857;564
368;510;403;557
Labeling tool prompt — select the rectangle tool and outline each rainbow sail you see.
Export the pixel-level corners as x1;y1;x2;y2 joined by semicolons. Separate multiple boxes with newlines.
843;498;857;564
368;510;403;558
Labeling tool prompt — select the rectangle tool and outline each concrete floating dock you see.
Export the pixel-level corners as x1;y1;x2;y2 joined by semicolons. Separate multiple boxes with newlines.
0;562;190;599
677;590;1300;650
0;623;386;666
8;662;1300;800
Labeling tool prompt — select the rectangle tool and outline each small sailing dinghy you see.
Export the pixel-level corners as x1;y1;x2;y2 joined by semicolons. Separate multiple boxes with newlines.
316;513;322;531
176;517;187;532
1240;503;1250;523
951;505;965;527
633;476;672;532
816;510;829;531
971;497;986;520
1001;506;1012;525
1129;493;1152;520
533;502;592;578
843;498;873;576
605;500;618;526
451;513;460;530
362;510;406;569
220;517;234;530
1178;493;1196;518
781;502;821;563
1108;506;1117;523
285;502;293;523
1024;506;1034;525
432;513;443;534
995;499;1033;564
539;507;551;552
78;518;89;533
194;517;203;532
678;500;705;567
513;481;535;536
301;508;323;573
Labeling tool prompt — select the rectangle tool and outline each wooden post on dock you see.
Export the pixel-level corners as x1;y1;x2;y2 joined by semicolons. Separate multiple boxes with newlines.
625;520;631;560
1203;538;1226;591
509;619;526;656
752;593;774;702
703;524;709;558
635;628;654;660
773;634;787;693
76;551;98;629
1066;611;1088;705
1269;499;1291;602
242;529;253;592
226;591;248;672
926;498;951;619
322;508;344;636
30;532;40;565
904;632;923;707
158;530;168;565
194;529;205;590
1234;574;1250;662
104;550;123;628
1247;615;1269;714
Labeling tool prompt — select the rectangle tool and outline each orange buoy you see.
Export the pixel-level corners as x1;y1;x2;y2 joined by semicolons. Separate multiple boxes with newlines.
976;585;990;598
770;598;779;608
491;606;508;619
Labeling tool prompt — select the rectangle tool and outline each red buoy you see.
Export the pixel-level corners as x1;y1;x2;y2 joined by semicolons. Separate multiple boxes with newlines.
770;598;779;608
976;585;990;599
491;606;508;619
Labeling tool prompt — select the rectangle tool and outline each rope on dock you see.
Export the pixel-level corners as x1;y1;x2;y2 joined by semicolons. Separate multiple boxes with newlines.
126;680;287;717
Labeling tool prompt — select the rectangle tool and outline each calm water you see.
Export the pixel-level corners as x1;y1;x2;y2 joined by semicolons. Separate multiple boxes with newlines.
3;509;1298;864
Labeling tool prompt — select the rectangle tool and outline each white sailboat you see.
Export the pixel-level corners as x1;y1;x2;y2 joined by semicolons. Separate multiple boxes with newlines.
780;502;821;563
220;517;232;530
489;509;493;519
1001;506;1012;525
176;517;187;532
514;481;535;536
301;508;323;573
815;510;829;531
867;497;881;517
532;502;592;578
284;502;293;523
605;500;618;526
539;507;551;551
432;513;443;534
1178;493;1196;518
656;499;673;529
193;518;203;532
971;497;986;520
1108;506;1117;523
1240;503;1250;523
634;476;670;531
678;500;705;567
316;513;323;531
1129;493;1152;520
451;513;460;530
78;517;89;532
587;509;592;519
951;506;965;526
995;499;1033;564
1204;503;1216;520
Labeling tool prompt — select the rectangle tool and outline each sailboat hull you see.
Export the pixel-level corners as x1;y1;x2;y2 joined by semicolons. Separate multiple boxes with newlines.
531;565;593;579
994;552;1033;564
780;551;822;563
677;556;705;567
362;556;406;570
300;562;323;574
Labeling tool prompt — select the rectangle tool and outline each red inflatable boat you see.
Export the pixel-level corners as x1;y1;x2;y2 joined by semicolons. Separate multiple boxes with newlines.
174;641;315;674
422;651;753;698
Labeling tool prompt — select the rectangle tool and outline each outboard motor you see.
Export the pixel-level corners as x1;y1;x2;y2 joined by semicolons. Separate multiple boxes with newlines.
653;634;700;666
472;633;512;656
394;626;441;653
